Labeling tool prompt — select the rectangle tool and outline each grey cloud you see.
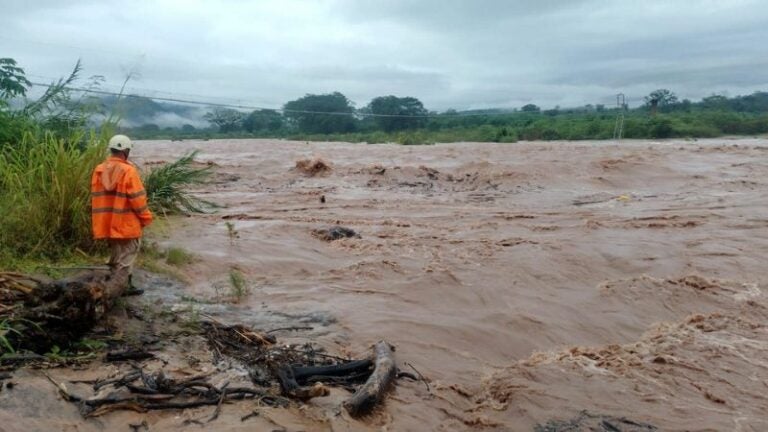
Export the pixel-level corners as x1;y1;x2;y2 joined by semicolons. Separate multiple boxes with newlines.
2;0;767;111
337;0;598;29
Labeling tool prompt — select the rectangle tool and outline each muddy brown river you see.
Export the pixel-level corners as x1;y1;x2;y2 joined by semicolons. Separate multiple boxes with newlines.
3;138;767;431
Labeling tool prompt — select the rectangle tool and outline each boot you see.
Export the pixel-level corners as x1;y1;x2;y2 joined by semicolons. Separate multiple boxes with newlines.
123;274;144;296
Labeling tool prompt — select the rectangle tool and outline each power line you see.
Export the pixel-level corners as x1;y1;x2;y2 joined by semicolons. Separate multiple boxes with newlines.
26;73;257;106
0;34;147;59
29;81;529;118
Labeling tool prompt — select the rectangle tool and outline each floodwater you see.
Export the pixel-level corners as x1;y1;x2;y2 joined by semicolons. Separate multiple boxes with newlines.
4;138;768;431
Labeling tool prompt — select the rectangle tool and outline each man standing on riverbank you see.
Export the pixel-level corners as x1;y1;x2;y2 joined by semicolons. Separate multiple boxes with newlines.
91;135;153;290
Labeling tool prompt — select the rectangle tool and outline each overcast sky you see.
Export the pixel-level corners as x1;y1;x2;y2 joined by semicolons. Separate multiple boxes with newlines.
2;0;767;111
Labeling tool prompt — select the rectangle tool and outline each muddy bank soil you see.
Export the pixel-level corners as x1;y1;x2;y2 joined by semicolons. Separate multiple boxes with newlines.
3;138;768;431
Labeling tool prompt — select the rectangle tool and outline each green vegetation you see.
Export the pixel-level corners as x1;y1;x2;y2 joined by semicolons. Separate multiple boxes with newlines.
143;150;212;215
243;109;283;134
365;95;428;131
204;108;246;133
0;57;114;267
44;341;105;363
228;267;249;301
225;221;239;245
137;242;192;281
0;57;211;271
115;87;768;143
0;131;109;264
0;318;21;353
75;337;108;351
165;247;195;267
283;92;357;134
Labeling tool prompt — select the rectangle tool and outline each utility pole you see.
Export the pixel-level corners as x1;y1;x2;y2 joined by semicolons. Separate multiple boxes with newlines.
613;93;625;140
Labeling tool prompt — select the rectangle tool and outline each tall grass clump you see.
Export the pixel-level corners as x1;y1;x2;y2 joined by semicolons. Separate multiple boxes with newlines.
228;267;249;301
142;150;212;215
0;129;110;262
165;246;195;267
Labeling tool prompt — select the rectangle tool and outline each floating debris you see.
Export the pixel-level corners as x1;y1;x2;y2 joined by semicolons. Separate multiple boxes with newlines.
295;158;332;176
312;226;361;241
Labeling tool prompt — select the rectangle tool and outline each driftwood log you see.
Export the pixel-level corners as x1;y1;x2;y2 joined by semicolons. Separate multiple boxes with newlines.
277;358;373;399
343;341;396;417
2;269;128;353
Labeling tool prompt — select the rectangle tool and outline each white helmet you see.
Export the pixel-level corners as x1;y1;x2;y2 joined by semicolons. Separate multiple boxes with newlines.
108;134;133;151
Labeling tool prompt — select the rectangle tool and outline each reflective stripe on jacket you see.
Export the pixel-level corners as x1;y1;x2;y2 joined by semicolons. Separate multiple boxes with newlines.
91;156;153;239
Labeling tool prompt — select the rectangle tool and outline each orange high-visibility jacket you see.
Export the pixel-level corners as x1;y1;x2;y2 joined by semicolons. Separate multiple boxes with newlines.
91;156;153;239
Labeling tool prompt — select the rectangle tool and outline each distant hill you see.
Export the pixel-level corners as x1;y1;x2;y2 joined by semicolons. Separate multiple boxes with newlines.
99;95;210;129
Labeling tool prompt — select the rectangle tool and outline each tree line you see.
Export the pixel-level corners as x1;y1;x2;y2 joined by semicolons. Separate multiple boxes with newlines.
202;93;429;135
189;89;768;143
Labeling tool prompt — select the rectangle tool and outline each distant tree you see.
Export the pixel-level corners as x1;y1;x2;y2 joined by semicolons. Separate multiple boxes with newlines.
544;105;560;116
728;92;768;113
678;98;692;112
595;104;605;112
644;89;678;115
0;57;33;143
701;94;729;110
243;109;283;133
204;108;245;133
181;124;196;132
0;58;31;101
365;95;428;132
521;104;540;112
0;58;86;146
283;92;356;134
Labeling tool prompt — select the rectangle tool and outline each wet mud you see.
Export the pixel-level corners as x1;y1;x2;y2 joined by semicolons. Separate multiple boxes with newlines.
3;138;768;431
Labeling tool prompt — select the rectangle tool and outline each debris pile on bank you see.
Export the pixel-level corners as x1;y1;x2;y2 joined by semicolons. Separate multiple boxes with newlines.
1;270;405;419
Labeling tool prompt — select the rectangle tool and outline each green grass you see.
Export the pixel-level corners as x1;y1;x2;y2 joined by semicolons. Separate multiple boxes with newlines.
140;241;165;261
139;256;189;283
0;129;111;264
143;150;213;215
225;221;239;245
228;268;249;301
137;243;194;280
0;317;46;355
0;319;21;354
74;337;108;351
165;246;195;267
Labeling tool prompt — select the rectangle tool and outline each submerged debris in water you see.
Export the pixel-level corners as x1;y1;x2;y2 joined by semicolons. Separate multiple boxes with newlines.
312;225;361;241
535;411;657;432
295;158;332;176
